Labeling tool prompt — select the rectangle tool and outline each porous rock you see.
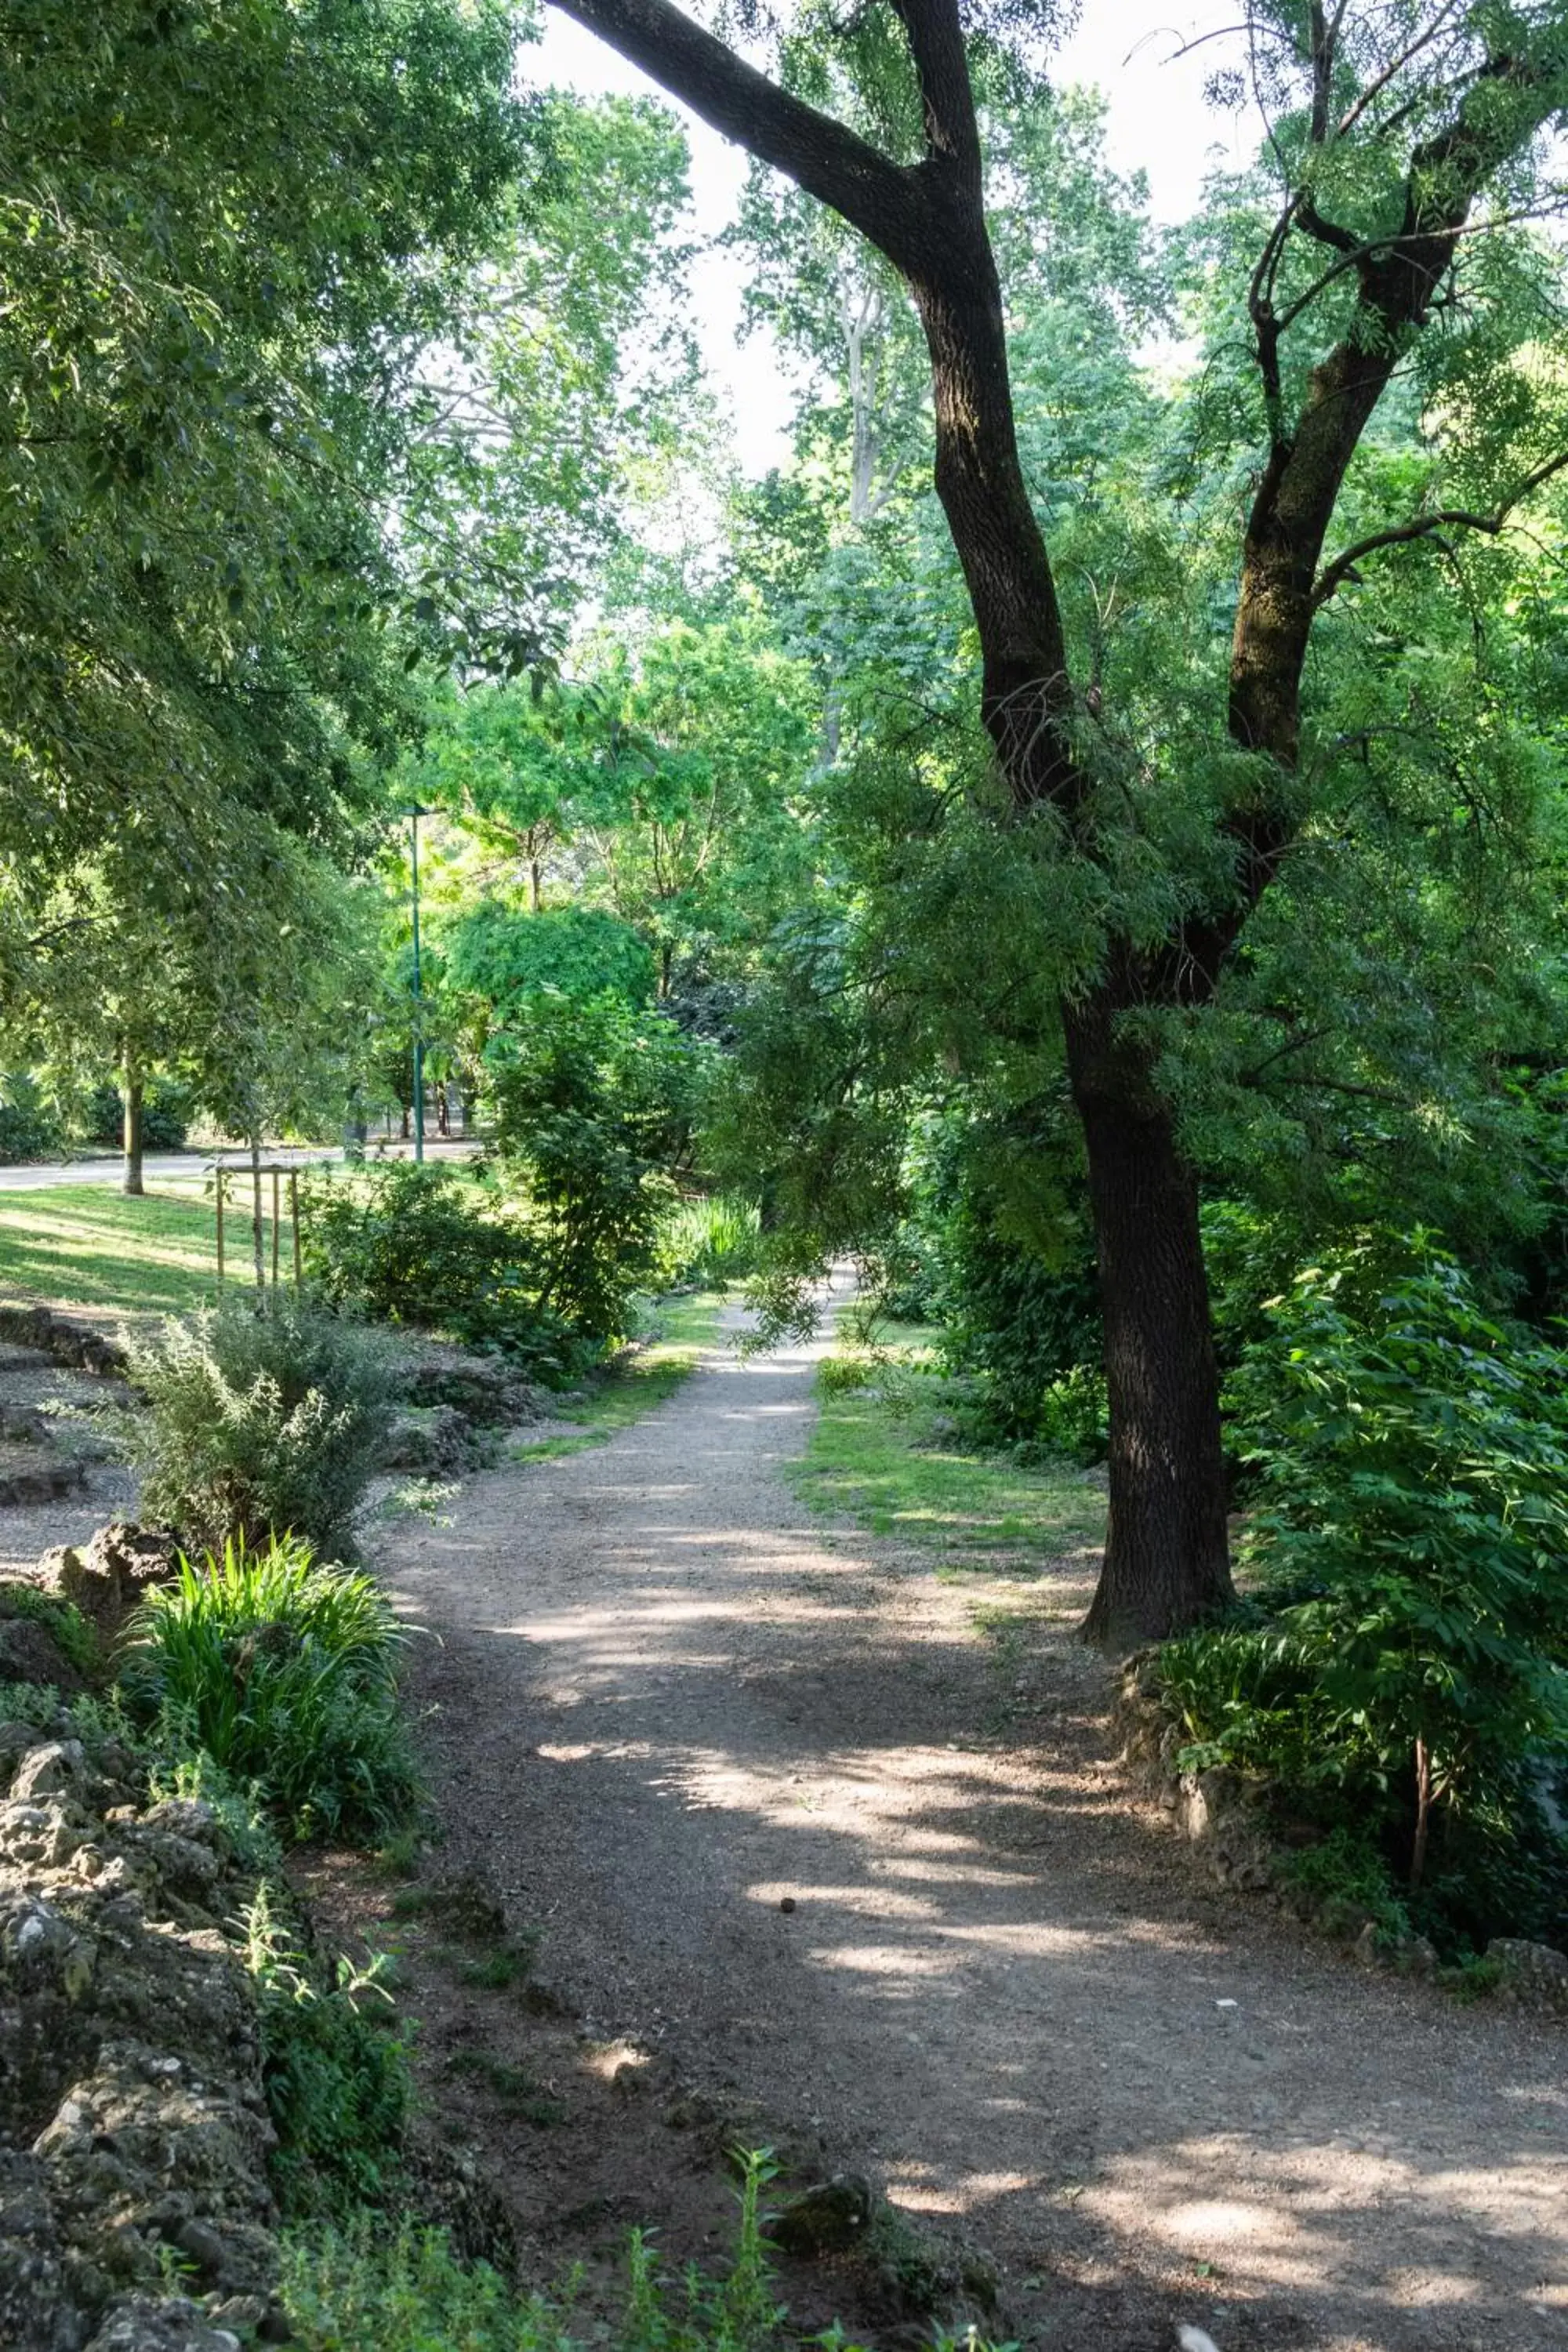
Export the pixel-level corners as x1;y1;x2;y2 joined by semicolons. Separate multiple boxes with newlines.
404;1349;540;1428
0;1302;126;1379
382;1403;472;1473
768;2171;873;2256
0;1726;281;2352
36;1523;181;1646
1486;1936;1568;2014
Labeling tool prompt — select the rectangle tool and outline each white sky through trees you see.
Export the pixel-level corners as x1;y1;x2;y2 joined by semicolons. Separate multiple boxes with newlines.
535;2;1244;472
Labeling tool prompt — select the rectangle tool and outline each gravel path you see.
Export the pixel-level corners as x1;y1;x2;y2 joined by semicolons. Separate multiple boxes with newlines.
378;1308;1566;2352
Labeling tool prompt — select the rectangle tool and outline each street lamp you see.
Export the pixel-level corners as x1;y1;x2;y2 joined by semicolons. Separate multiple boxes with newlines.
405;805;426;1164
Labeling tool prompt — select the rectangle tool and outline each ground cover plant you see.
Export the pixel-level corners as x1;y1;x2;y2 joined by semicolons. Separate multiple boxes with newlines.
121;1534;418;1839
124;1296;395;1558
279;2153;869;2352
241;1881;415;2218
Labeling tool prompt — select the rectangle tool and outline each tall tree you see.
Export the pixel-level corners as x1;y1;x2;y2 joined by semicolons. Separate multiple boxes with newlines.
550;0;1568;1639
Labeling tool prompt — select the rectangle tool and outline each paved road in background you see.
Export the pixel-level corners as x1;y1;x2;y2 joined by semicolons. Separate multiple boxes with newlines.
0;1140;478;1192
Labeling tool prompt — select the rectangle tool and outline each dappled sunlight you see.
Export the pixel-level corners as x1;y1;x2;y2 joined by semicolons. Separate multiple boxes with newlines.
392;1305;1568;2351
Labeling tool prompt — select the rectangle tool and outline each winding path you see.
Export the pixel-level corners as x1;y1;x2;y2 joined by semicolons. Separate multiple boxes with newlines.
379;1310;1566;2352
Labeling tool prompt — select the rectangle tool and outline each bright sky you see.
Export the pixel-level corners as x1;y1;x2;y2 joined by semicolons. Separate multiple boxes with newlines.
535;2;1250;471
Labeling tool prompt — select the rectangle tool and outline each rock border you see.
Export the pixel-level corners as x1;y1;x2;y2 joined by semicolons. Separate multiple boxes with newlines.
1113;1651;1566;2013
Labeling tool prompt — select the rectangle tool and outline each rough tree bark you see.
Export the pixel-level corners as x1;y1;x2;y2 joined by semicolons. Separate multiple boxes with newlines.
552;0;1566;1641
121;1050;144;1199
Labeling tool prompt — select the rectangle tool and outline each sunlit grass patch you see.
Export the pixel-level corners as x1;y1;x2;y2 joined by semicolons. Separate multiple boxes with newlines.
789;1319;1105;1571
0;1182;230;1315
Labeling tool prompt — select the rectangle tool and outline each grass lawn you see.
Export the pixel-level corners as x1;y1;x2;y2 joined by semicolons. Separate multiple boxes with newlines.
0;1183;238;1318
509;1291;726;1461
787;1320;1105;1575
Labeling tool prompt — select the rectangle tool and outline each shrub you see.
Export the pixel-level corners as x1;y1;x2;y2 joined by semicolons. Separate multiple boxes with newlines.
121;1534;418;1838
0;1070;64;1163
82;1076;191;1152
301;1163;589;1383
490;996;706;1341
1160;1240;1568;1955
1023;1362;1109;1465
242;1882;411;2218
657;1193;762;1289
124;1297;394;1556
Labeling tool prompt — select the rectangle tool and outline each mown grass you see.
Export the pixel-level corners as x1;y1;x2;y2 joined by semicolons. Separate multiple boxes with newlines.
788;1319;1106;1574
509;1291;724;1461
0;1181;232;1316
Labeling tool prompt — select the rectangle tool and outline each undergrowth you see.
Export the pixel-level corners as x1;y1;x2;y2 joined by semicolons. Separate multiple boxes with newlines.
123;1295;395;1556
283;2153;811;2352
1158;1245;1568;1959
241;1882;412;2220
120;1533;419;1839
0;1582;100;1678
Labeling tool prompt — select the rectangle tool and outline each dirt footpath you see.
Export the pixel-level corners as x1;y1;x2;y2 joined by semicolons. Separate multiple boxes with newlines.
376;1307;1567;2352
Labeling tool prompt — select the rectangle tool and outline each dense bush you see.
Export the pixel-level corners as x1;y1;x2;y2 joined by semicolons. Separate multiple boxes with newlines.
124;1298;394;1556
300;1163;586;1378
447;900;656;1011
491;995;706;1340
1159;1243;1568;1955
0;1070;64;1163
122;1534;418;1838
82;1076;191;1152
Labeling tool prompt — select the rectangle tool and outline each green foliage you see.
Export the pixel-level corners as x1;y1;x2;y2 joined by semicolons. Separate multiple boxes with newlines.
122;1534;418;1841
1160;1242;1568;1953
0;1584;100;1681
895;1102;1103;1447
492;996;705;1340
302;1163;583;1374
817;1350;878;1399
242;1883;411;2218
148;1744;285;1879
82;1078;191;1153
448;903;656;1012
0;0;529;1136
281;2152;789;2352
0;1073;64;1164
656;1195;763;1288
124;1298;395;1557
1019;1363;1109;1468
1272;1827;1414;1948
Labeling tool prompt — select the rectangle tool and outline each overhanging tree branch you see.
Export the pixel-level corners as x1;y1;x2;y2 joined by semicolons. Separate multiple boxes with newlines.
1313;448;1568;604
548;0;925;267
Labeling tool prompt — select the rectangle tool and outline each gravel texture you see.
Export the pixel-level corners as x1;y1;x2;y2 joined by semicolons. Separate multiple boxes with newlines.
375;1305;1568;2352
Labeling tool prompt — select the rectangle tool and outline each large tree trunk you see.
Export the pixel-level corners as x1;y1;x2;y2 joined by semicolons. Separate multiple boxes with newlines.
1065;999;1233;1644
122;1053;144;1197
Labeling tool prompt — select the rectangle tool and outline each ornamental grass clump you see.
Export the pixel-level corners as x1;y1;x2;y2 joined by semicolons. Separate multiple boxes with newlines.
124;1296;394;1557
122;1534;417;1839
